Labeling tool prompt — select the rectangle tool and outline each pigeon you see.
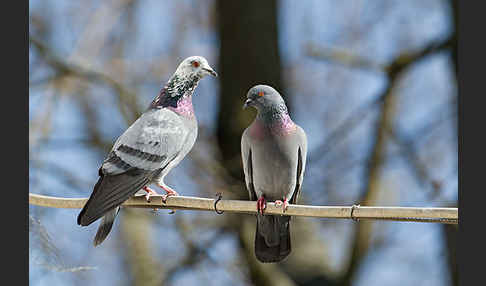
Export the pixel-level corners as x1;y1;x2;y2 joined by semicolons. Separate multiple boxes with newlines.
77;56;217;246
241;85;307;263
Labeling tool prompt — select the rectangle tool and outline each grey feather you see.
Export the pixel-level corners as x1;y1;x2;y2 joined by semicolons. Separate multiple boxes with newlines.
78;167;162;226
93;207;119;246
241;85;307;263
255;215;291;263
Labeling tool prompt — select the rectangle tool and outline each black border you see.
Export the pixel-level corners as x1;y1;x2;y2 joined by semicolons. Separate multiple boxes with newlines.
458;1;476;286
7;0;28;285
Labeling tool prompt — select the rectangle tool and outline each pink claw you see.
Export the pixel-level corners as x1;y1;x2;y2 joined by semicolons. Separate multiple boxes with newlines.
156;183;179;203
275;199;289;212
143;186;159;202
143;186;160;211
257;196;267;214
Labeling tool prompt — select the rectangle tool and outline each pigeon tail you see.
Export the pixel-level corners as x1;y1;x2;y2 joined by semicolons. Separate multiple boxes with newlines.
93;207;119;246
254;214;291;263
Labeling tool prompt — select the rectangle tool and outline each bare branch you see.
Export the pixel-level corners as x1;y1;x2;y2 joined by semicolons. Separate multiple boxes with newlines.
29;36;142;123
306;43;384;72
29;193;458;224
306;37;454;74
308;36;454;165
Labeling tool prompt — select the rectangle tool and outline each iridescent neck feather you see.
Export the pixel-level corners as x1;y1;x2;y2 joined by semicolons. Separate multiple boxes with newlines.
148;73;201;117
254;103;295;135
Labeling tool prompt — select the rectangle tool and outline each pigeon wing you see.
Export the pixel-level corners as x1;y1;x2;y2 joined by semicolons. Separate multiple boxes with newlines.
241;128;258;201
77;109;189;226
290;126;307;205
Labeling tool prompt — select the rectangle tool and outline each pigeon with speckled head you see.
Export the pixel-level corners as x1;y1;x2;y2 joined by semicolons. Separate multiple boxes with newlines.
241;85;307;263
77;56;217;246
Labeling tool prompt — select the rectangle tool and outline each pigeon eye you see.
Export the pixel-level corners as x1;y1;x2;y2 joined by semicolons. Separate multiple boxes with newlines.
192;61;200;68
258;91;264;97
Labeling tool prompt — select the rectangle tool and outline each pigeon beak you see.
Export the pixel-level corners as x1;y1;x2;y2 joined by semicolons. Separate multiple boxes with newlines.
202;66;218;77
243;98;253;109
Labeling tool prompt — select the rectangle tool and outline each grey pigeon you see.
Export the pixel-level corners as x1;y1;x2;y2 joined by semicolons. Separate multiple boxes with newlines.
77;56;217;246
241;85;307;263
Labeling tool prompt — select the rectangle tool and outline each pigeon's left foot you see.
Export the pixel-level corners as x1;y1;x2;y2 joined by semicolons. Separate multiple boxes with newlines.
274;199;289;212
257;196;267;215
143;186;159;202
156;183;179;203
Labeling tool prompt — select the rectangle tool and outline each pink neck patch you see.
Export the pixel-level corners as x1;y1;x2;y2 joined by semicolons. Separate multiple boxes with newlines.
275;113;296;134
168;96;195;118
250;113;296;139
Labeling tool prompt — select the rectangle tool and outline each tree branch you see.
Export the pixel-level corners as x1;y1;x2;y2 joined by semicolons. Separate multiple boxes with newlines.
29;35;142;123
29;193;458;224
308;36;454;165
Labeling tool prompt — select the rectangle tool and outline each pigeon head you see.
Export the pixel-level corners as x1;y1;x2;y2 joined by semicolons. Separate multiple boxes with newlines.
148;56;216;111
243;85;288;115
174;56;217;79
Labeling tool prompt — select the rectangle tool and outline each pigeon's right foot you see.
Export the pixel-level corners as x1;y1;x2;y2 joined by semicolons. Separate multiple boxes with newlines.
257;196;266;215
143;186;160;212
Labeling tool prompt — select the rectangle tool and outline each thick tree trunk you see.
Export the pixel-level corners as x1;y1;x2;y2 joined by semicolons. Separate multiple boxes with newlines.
215;2;291;285
215;0;285;181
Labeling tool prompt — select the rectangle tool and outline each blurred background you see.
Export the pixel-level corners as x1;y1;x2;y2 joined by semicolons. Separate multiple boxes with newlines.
29;0;458;285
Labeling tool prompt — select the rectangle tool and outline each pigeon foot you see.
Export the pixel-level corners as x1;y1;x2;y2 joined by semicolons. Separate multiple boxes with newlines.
257;196;267;215
274;199;289;213
156;183;179;203
143;186;160;211
143;186;159;202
